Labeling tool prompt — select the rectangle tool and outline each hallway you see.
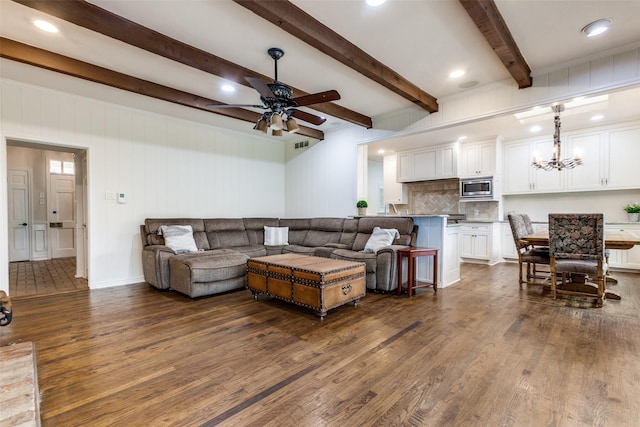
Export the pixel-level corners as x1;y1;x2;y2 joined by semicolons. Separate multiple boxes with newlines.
8;257;88;298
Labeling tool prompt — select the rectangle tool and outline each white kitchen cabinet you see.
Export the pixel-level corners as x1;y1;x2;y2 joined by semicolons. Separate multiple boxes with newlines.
503;138;564;194
397;143;458;182
605;224;640;270
501;222;518;260
567;124;640;191
504;123;640;195
459;222;500;264
383;155;407;204
460;140;497;178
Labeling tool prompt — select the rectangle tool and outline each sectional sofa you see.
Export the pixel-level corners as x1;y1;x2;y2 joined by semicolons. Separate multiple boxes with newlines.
140;216;416;298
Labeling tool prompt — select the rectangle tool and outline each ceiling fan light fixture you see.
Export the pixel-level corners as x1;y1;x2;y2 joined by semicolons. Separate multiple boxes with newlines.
581;19;612;37
286;117;300;133
270;113;283;131
272;129;283;137
254;117;268;133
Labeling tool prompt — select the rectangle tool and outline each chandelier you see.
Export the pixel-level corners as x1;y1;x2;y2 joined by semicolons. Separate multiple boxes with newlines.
531;104;583;171
253;110;299;136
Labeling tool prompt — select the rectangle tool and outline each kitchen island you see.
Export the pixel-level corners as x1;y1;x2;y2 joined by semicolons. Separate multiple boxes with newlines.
407;215;461;289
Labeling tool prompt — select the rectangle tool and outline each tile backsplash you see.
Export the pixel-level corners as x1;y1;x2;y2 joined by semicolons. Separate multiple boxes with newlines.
387;178;499;220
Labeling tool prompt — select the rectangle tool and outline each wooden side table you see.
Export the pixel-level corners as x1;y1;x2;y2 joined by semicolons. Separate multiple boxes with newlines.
397;247;438;297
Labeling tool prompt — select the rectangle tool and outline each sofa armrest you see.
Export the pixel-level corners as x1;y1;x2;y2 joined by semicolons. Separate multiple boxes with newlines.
375;244;409;255
144;244;177;255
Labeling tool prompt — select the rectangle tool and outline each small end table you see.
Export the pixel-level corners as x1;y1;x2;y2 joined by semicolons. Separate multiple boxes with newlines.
397;247;438;297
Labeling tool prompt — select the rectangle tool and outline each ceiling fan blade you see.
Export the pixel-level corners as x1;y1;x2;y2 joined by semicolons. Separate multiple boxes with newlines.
245;76;276;99
208;103;266;109
292;90;340;107
290;109;326;126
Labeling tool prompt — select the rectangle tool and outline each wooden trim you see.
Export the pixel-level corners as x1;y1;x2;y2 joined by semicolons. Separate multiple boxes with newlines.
0;37;325;141
234;0;439;113
459;0;532;89
12;0;372;129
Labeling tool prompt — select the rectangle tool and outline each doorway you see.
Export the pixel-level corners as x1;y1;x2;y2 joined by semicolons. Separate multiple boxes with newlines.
6;140;88;297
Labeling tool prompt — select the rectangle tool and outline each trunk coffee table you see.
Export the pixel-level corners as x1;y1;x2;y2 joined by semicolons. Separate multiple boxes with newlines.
247;254;365;318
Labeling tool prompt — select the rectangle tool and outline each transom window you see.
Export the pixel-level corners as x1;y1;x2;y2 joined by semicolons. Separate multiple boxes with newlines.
49;160;75;175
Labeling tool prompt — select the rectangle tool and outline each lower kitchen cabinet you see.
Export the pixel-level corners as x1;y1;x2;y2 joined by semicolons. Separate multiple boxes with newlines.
459;222;500;265
605;224;640;270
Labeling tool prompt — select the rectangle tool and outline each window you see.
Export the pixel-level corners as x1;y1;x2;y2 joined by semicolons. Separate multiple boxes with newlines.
50;160;75;175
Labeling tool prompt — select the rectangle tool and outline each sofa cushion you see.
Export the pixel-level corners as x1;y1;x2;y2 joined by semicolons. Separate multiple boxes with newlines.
302;218;344;247
243;218;280;245
352;217;414;251
279;218;311;245
159;225;198;253
145;218;209;250
205;219;250;249
363;227;400;253
264;226;289;246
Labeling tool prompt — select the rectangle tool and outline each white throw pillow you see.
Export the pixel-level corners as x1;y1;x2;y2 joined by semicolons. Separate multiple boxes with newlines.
363;227;400;253
159;225;198;253
264;226;289;246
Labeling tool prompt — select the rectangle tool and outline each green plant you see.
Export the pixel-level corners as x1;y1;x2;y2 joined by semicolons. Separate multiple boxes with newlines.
624;202;640;213
356;200;368;208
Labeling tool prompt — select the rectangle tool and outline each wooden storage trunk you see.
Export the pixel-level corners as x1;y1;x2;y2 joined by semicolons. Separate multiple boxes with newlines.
247;254;366;318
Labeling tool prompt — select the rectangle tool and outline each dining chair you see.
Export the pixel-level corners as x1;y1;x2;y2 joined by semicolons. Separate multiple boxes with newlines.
507;213;550;286
548;213;607;306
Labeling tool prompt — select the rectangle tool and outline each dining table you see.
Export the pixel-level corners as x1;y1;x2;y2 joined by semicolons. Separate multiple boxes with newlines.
521;228;640;251
520;228;640;300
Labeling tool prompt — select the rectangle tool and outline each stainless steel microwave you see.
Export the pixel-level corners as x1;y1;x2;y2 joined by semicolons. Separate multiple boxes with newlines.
460;177;493;199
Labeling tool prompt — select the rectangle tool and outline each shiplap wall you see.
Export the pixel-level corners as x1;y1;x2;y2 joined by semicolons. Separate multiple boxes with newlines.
1;79;286;291
372;43;640;136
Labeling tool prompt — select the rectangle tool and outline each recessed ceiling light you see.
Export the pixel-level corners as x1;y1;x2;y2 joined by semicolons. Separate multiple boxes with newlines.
221;84;235;92
530;125;542;133
581;19;612;38
377;149;385;155
591;114;604;121
365;0;385;6
33;19;58;33
449;70;465;79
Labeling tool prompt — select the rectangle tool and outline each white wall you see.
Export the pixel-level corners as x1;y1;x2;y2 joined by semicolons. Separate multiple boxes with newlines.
1;79;286;292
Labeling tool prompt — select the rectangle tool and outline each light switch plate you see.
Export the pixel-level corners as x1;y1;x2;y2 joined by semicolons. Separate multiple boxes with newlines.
105;192;116;200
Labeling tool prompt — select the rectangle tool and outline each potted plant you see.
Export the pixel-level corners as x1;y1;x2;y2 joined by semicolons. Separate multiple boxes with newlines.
356;200;368;216
624;202;640;222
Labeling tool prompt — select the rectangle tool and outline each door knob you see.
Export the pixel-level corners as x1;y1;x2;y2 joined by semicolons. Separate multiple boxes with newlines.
52;210;57;214
22;223;27;226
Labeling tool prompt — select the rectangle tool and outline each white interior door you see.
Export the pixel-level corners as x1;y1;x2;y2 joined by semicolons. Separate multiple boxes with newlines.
50;174;76;258
8;169;30;262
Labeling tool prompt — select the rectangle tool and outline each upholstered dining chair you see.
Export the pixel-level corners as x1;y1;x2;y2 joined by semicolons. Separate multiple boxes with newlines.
548;213;607;306
507;213;550;286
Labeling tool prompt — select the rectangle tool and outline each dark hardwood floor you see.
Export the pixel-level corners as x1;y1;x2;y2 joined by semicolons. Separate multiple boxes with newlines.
2;263;639;426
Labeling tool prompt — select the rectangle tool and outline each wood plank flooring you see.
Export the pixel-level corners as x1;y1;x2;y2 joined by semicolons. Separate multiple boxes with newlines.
1;263;639;426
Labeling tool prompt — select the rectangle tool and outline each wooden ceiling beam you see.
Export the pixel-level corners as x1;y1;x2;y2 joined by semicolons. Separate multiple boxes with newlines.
0;37;325;141
459;0;532;88
234;0;439;113
12;0;372;129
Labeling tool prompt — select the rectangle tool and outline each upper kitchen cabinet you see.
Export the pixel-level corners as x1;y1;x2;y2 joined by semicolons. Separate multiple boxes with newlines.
397;143;458;183
503;138;564;194
460;139;499;178
567;123;640;191
503;120;640;195
383;155;408;204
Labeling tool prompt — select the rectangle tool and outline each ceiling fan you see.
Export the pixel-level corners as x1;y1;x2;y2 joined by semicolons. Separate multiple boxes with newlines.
210;48;340;135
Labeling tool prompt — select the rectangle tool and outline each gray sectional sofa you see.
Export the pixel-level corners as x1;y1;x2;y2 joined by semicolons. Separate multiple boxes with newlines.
140;216;416;298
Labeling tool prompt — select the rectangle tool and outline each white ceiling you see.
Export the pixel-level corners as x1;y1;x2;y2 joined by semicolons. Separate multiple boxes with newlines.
1;0;639;149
